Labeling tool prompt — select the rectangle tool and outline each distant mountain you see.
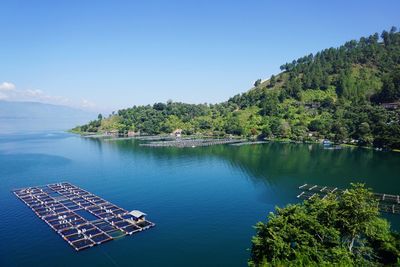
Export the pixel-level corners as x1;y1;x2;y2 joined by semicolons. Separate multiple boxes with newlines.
0;101;96;134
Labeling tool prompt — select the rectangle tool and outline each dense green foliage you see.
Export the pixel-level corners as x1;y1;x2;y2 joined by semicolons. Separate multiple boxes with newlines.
249;184;400;266
74;28;400;149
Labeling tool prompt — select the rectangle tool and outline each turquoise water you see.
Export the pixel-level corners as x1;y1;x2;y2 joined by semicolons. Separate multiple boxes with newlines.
0;132;399;267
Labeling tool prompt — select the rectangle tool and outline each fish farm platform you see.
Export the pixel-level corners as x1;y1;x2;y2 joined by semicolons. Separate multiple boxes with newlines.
13;182;155;251
140;138;245;148
297;183;400;215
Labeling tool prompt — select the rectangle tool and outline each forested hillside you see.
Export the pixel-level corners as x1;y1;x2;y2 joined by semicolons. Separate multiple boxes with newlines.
74;27;400;149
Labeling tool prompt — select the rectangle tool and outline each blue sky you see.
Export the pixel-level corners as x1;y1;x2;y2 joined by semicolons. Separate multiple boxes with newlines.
0;0;399;113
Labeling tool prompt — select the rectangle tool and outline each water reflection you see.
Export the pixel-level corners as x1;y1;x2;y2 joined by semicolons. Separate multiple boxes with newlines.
91;138;400;195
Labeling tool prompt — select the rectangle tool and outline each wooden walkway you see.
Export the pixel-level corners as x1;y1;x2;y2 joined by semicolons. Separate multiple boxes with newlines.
140;138;245;148
13;182;155;251
297;183;400;215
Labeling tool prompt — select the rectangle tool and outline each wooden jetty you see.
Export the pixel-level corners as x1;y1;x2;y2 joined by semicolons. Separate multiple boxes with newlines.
135;135;175;141
297;183;400;214
298;183;339;193
229;141;268;146
13;182;155;251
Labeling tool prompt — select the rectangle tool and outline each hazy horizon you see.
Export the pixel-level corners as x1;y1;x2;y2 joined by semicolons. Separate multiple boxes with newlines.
0;100;95;133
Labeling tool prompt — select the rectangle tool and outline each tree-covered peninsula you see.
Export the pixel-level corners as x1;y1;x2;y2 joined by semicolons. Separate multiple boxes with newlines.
74;28;400;149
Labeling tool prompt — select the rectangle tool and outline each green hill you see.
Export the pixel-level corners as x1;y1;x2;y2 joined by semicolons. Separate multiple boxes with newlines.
74;27;400;149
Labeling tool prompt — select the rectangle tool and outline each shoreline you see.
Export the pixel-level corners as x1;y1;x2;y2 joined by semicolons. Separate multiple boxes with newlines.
68;130;400;152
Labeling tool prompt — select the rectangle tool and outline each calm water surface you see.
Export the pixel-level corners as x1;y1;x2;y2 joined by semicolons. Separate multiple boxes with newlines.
0;132;399;267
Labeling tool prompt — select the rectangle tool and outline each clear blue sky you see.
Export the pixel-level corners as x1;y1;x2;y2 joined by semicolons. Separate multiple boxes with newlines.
0;0;399;112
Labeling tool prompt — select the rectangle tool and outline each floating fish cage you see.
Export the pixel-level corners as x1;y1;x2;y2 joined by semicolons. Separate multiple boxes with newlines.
297;183;400;215
140;138;245;148
13;182;155;251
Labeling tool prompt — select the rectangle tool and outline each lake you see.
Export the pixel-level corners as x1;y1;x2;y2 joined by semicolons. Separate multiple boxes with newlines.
0;132;399;267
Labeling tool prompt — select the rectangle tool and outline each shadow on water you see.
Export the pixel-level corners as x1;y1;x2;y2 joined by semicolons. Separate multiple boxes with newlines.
86;137;400;231
87;138;400;195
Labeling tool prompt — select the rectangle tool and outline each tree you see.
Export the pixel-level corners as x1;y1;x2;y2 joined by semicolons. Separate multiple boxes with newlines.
153;102;166;111
280;64;288;71
269;75;276;88
254;79;262;87
357;122;373;145
332;121;349;143
249;184;400;266
321;72;330;90
261;93;280;116
337;184;379;254
285;77;302;99
224;114;244;135
278;119;291;137
372;68;400;103
381;30;390;47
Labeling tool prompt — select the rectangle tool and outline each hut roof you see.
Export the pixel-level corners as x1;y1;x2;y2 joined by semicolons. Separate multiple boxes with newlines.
129;210;147;218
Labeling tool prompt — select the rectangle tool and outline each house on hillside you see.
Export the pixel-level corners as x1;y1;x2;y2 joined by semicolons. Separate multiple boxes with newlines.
105;130;119;136
381;102;399;110
305;102;321;109
127;130;139;137
307;131;318;137
172;129;182;137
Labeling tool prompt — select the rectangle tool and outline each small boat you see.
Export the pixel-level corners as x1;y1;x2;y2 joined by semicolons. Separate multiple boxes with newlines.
322;139;332;146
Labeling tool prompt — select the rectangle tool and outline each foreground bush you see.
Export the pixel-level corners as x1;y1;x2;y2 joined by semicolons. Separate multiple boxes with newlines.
249;184;400;266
